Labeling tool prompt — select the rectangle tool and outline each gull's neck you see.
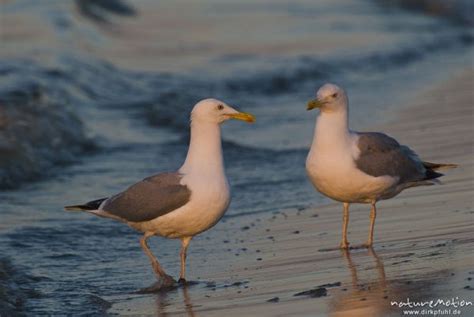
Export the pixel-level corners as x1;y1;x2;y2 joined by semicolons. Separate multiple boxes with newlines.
310;108;351;152
180;120;225;175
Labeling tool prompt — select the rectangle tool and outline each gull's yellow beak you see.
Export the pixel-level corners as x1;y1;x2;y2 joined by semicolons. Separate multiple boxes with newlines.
307;99;327;111
226;111;256;123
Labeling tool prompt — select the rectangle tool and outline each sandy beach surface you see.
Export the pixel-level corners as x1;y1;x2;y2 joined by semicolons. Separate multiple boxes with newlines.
106;70;474;316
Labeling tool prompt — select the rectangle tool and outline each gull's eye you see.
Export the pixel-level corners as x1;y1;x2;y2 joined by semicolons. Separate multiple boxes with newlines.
217;104;224;110
332;93;338;98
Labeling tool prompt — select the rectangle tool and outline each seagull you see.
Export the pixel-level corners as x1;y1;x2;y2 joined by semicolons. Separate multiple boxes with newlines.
305;84;456;249
65;98;255;288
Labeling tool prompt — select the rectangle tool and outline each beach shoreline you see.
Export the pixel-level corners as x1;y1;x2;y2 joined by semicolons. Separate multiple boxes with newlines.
107;69;474;316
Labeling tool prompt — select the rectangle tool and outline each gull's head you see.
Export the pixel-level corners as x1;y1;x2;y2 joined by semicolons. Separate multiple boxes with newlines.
191;98;255;124
307;83;348;113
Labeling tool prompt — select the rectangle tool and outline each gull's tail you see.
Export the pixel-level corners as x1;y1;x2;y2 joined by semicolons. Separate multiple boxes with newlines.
404;161;457;189
423;161;458;171
422;161;458;181
65;198;107;211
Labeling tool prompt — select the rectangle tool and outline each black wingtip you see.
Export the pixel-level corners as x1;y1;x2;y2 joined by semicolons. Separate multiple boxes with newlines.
424;169;444;181
64;198;108;211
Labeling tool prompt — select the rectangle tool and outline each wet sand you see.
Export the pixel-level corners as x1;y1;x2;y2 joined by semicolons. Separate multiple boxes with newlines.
108;70;474;316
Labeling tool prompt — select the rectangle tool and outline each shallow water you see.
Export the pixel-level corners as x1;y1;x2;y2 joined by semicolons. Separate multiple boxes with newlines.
0;0;473;314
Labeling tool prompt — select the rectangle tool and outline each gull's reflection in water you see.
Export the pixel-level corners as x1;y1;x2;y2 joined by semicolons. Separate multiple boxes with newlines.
152;291;169;317
153;284;196;317
330;248;394;317
182;285;196;317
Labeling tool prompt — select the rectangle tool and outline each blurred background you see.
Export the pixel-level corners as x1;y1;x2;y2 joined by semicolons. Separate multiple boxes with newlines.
0;0;472;314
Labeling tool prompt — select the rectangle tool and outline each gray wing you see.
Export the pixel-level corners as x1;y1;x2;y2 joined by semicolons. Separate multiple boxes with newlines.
354;132;426;183
101;172;191;222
